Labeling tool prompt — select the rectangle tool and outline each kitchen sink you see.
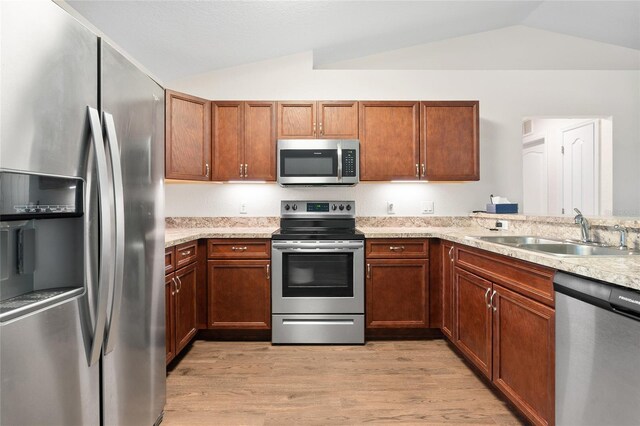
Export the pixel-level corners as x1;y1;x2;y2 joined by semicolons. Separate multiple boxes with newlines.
474;236;564;245
469;235;640;257
517;243;640;257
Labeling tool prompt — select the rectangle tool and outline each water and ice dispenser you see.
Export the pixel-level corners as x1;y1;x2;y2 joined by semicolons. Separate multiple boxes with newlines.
0;171;85;321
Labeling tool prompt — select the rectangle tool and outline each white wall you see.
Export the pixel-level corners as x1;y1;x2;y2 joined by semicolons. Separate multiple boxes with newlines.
166;51;640;217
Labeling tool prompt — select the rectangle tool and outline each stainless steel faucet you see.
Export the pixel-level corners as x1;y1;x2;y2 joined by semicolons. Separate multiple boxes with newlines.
614;224;628;249
574;208;591;243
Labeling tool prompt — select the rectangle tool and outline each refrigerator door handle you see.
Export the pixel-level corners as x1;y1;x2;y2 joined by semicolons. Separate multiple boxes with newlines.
102;112;125;354
86;106;114;366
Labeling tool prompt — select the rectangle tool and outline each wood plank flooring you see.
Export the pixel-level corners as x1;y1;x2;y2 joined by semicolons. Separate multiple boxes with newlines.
164;340;525;425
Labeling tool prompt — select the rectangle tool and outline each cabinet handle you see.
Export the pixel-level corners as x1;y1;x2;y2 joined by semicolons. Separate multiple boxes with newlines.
205;163;210;177
266;263;270;279
489;290;497;311
244;164;248;178
319;122;323;136
484;288;491;308
239;163;243;177
313;122;316;137
231;246;248;251
415;164;419;178
171;277;177;296
176;276;182;293
448;246;454;262
181;250;191;256
367;263;371;279
389;246;405;251
421;163;425;177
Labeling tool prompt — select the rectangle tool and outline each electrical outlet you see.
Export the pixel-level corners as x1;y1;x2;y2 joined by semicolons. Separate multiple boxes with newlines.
240;202;247;214
421;201;435;214
386;201;396;215
496;220;509;230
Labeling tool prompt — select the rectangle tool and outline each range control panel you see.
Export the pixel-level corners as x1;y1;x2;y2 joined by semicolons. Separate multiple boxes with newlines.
281;200;355;217
342;150;357;177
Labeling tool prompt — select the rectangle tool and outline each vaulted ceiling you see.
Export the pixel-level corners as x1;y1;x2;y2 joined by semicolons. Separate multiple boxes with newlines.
64;1;640;82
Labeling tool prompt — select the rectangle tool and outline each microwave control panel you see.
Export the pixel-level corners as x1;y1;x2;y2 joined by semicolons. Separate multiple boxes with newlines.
342;150;357;177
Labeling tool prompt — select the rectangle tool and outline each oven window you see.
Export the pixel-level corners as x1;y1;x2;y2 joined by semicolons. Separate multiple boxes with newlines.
282;253;353;297
281;150;337;177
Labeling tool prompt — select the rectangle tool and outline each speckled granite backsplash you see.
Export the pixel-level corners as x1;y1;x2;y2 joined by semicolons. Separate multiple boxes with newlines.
165;217;279;228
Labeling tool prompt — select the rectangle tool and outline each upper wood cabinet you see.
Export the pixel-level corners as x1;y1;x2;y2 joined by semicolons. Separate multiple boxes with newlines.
359;101;420;180
212;101;276;181
165;90;211;180
421;101;479;181
277;101;358;139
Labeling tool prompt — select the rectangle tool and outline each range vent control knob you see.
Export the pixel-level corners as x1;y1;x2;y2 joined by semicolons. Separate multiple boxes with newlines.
292;204;298;211
339;204;345;211
332;204;338;211
284;204;290;211
346;205;352;211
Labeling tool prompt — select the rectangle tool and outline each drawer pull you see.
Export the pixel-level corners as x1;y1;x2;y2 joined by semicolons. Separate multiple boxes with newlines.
231;246;248;251
180;250;191;256
489;290;497;311
389;246;405;251
266;263;270;279
484;287;491;308
176;276;182;293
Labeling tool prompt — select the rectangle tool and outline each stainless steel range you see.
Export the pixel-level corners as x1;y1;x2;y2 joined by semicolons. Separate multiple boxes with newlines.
271;200;364;344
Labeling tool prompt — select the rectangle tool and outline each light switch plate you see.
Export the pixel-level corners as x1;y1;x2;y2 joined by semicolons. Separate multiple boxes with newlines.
421;201;435;214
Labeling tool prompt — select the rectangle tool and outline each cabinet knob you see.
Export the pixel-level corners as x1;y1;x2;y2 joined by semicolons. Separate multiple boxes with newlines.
421;163;425;177
415;164;419;178
205;163;210;177
366;263;371;279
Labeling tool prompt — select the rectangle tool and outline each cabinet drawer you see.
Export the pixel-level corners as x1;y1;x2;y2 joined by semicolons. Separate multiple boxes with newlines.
175;240;198;269
455;245;554;307
208;239;271;259
366;239;429;259
165;247;176;274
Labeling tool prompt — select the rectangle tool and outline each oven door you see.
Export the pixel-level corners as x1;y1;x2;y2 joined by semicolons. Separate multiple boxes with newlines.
271;240;364;314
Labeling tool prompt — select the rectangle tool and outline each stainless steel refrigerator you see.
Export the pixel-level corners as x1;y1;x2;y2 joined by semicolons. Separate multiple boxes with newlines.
0;1;165;424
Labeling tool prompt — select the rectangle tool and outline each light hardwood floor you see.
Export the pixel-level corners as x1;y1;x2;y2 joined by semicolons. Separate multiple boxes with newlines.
165;340;525;425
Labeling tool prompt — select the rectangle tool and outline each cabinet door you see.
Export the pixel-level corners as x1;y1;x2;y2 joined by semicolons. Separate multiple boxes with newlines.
277;101;316;139
359;101;420;180
366;259;429;328
421;101;479;181
165;90;211;180
174;262;198;353
492;284;555;426
212;101;244;181
441;241;455;340
318;101;358;139
453;267;492;379
165;273;176;365
244;101;276;181
208;260;270;329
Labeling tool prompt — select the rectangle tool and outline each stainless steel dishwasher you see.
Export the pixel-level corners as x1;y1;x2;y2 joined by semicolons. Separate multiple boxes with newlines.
554;271;640;426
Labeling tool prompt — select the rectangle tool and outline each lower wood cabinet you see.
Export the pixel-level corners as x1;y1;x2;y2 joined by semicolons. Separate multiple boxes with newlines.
207;239;271;330
365;239;429;329
448;243;555;426
165;244;199;365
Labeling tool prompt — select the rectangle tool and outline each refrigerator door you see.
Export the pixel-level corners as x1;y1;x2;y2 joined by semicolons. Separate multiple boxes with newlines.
99;40;166;426
0;0;98;178
0;1;103;425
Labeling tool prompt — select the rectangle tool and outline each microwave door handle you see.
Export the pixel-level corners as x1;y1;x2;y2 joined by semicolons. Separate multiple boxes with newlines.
337;142;343;181
102;112;125;355
85;106;113;366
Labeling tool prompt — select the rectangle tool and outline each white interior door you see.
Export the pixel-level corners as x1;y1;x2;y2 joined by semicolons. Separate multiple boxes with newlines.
522;138;548;215
562;121;599;215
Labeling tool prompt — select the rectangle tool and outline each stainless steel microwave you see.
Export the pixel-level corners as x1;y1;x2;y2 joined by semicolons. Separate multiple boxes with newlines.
277;139;359;186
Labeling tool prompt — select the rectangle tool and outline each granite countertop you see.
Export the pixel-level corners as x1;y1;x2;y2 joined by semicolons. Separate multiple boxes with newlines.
165;225;640;291
165;227;278;248
359;226;640;291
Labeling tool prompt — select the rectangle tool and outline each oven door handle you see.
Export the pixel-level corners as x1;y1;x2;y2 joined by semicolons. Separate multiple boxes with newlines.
272;242;364;250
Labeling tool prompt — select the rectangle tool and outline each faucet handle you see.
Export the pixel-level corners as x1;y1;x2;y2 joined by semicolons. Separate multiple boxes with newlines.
574;208;583;215
614;224;628;249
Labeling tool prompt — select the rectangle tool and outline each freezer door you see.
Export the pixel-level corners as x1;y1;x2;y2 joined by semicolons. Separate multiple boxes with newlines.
0;298;100;425
0;0;98;177
100;40;166;426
